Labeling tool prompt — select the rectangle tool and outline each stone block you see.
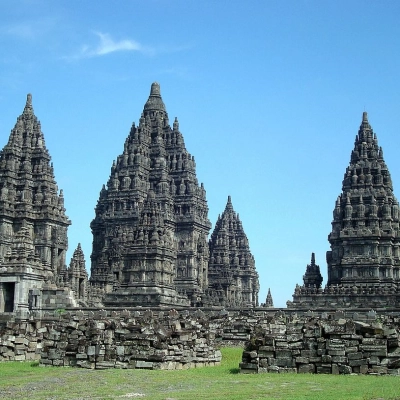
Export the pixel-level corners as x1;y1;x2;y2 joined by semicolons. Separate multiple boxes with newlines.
287;334;303;343
387;368;400;376
317;365;332;374
298;364;315;373
239;362;258;371
328;350;345;356
347;352;362;360
276;350;292;358
332;356;348;363
300;350;317;357
289;341;304;350
339;365;352;374
258;350;274;358
77;361;95;369
348;359;368;367
259;345;275;352
372;366;388;374
275;357;294;367
359;364;369;374
345;346;359;354
295;356;309;364
321;354;332;363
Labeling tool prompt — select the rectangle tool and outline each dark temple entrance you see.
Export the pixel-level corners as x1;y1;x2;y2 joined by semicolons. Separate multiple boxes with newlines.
3;282;15;312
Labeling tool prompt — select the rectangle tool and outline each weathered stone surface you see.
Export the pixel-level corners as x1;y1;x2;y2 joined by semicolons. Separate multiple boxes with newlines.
290;113;400;309
0;94;74;314
206;196;259;307
240;315;400;376
89;83;259;308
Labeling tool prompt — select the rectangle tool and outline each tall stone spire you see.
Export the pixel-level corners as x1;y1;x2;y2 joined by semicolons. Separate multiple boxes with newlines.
265;288;274;308
66;243;88;304
0;94;71;313
289;112;400;309
90;83;211;307
206;196;259;307
303;252;323;288
327;112;399;288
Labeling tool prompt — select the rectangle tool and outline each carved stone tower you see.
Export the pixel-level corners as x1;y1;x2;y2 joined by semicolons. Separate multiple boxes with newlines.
206;196;259;307
264;288;274;308
290;113;400;309
66;243;88;305
0;95;70;313
327;112;400;289
90;83;211;306
303;253;323;288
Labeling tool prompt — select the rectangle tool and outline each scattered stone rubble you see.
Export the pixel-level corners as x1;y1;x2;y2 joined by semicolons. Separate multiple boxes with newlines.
0;309;222;369
3;309;400;375
240;311;400;375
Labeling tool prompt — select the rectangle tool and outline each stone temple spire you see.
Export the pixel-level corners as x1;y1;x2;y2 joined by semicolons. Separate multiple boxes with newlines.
90;83;211;307
206;196;259;307
290;112;400;309
66;243;88;304
265;288;274;308
327;112;400;289
303;252;323;288
0;94;71;313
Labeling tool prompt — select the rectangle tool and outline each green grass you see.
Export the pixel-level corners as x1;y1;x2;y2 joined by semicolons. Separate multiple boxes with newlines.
0;348;399;400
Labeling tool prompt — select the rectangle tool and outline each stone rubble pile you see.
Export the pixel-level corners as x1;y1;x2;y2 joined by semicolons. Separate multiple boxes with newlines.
1;309;221;369
240;313;400;375
0;320;42;361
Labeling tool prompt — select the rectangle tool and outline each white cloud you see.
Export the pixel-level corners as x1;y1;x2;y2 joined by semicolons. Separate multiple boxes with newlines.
92;32;142;55
73;32;147;59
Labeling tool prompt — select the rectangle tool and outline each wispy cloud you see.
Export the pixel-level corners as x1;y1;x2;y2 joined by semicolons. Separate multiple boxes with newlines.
68;32;151;60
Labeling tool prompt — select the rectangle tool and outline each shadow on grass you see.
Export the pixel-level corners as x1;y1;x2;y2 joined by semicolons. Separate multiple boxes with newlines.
229;368;240;374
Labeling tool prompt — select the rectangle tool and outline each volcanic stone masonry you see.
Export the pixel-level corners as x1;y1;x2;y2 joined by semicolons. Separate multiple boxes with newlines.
0;95;86;315
88;83;260;308
205;196;259;307
289;112;400;309
8;86;400;313
240;311;400;375
0;85;260;313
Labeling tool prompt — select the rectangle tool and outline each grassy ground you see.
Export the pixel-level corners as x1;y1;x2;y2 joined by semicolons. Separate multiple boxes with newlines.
0;348;399;400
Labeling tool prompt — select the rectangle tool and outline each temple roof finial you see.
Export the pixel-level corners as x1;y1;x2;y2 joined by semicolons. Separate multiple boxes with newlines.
362;111;368;123
144;82;166;114
225;195;233;211
150;82;161;97
23;93;33;114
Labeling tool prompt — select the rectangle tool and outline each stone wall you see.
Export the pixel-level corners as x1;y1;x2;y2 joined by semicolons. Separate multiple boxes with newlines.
240;314;400;375
3;309;400;375
0;309;222;369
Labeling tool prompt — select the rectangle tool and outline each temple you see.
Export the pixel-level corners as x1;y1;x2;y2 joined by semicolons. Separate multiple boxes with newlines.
88;83;260;307
204;196;259;307
289;112;400;309
0;95;84;314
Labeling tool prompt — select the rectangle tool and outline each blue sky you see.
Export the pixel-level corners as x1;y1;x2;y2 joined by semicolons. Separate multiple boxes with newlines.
1;1;400;307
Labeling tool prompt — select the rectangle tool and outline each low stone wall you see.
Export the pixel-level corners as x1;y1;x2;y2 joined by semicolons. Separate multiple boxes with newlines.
0;309;221;369
3;308;400;374
240;315;400;375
